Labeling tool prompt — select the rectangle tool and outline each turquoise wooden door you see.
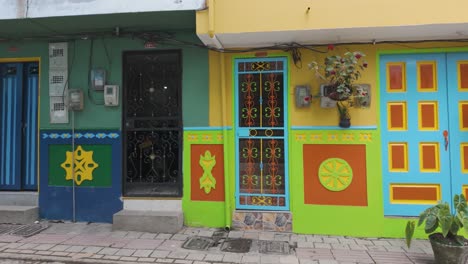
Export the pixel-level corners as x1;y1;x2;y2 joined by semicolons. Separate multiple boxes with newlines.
381;53;468;216
234;58;289;211
0;62;38;190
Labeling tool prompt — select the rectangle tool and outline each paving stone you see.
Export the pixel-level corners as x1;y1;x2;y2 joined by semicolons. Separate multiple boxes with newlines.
290;235;307;243
298;260;319;264
102;255;120;260
98;247;119;255
151;250;171;258
133;249;153;257
110;231;128;238
317;261;339;264
121;256;138;261
168;251;189;259
158;240;184;251
306;236;323;243
322;238;339;244
19;249;36;254
172;234;190;241
0;235;22;243
204;254;224;262
90;254;104;259
366;245;388;251
34;243;56;251
126;231;144;239
82;246;104;254
140;233;157;239
280;255;299;264
223;253;243;263
261;255;281;264
354;239;374;245
184;228;200;236
337;238;357;245
368;251;413;264
138;257;156;262
296;242;314;248
372;240;391;246
259;232;275;241
17;243;39;249
50;244;71;251
330;243;349;250
175;260;193;264
4;249;19;253
35;250;52;255
348;244;367;251
384;245;406;252
228;231;245;238
51;251;69;256
124;238;164;249
295;248;333;259
158;258;175;263
242;255;261;264
314;243;332;249
275;234;291;241
193;261;211;264
198;230;214;237
115;248;136;256
65;245;85;252
157;233;174;240
186;253;206;260
243;232;260;240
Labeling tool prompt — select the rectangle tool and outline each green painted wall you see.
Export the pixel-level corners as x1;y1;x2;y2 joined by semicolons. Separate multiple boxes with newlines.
0;31;209;130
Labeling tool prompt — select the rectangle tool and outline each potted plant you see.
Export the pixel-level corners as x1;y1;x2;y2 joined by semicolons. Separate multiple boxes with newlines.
405;193;468;264
309;51;367;128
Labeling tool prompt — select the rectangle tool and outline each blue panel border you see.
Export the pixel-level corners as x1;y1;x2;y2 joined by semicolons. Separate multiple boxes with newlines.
39;130;122;223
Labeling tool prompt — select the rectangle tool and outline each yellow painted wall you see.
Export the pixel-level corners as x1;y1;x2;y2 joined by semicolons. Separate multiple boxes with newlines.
209;41;468;127
197;0;468;34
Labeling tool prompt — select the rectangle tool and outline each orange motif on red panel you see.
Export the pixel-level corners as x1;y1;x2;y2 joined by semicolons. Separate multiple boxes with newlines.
191;144;225;201
303;144;367;206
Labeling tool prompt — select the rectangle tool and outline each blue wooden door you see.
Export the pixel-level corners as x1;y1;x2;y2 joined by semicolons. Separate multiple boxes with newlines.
234;58;289;211
381;53;468;216
0;62;38;190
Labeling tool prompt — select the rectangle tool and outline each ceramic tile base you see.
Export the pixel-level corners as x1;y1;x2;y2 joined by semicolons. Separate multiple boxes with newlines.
232;211;292;232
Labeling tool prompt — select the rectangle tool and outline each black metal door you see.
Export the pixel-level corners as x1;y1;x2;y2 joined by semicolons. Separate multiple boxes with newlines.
123;50;182;197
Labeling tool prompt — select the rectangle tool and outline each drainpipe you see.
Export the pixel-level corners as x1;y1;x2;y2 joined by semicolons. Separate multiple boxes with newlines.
220;52;231;231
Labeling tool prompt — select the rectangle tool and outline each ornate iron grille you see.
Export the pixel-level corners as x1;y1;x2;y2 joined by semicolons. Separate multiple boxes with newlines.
235;58;289;210
123;51;182;197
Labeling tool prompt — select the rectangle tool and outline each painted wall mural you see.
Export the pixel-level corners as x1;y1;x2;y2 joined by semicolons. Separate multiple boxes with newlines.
190;144;225;201
303;144;367;206
40;130;122;223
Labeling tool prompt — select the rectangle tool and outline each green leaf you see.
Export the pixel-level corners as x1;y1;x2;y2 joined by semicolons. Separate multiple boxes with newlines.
450;219;460;235
438;207;453;237
405;221;415;248
425;215;438;234
455;194;467;214
463;215;468;234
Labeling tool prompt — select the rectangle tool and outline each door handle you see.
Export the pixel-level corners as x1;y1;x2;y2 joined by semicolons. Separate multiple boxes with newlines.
443;130;449;151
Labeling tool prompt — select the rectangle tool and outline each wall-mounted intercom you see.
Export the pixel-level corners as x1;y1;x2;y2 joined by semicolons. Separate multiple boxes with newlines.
104;85;119;106
295;85;311;108
319;84;337;108
90;68;106;91
68;89;84;111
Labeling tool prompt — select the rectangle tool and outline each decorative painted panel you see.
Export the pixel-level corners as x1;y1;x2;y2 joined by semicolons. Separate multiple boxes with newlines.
39;130;122;223
390;184;440;204
419;143;440;172
459;102;468;130
303;144;367;206
190;144;225;202
387;62;406;92
235;57;288;211
417;61;437;91
387;102;407;130
461;144;468;173
458;61;468;90
389;143;408;172
418;101;438;130
232;211;292;232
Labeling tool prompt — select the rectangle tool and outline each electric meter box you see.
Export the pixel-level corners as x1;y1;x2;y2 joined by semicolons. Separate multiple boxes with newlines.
68;89;84;111
104;85;119;106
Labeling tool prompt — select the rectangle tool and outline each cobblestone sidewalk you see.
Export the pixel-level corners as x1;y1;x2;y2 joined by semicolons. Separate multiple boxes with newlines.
0;222;434;264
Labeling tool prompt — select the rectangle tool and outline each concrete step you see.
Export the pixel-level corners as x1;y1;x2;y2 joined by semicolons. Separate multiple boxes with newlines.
0;205;39;224
112;210;183;233
0;192;38;206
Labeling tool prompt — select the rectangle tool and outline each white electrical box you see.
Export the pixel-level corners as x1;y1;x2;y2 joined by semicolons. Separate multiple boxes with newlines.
104;85;119;106
49;96;69;124
68;89;84;111
49;42;68;69
49;69;68;96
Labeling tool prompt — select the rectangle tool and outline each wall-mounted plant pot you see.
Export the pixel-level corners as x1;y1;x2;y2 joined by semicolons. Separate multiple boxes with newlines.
339;118;351;128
